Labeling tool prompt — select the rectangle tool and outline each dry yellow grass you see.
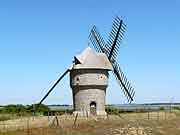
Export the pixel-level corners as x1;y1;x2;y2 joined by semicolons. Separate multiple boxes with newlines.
0;111;180;135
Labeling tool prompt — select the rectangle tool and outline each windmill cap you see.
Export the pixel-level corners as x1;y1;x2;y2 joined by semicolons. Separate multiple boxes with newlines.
72;47;113;70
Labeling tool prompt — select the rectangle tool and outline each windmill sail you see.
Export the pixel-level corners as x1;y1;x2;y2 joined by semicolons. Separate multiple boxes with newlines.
113;62;135;103
89;26;109;54
88;16;135;103
89;16;126;62
35;69;69;111
107;16;126;62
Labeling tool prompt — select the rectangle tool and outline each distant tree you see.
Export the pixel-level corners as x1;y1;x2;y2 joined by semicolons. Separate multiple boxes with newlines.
159;107;165;110
0;104;26;114
27;104;50;113
0;104;50;115
173;107;180;110
4;104;17;113
17;104;26;112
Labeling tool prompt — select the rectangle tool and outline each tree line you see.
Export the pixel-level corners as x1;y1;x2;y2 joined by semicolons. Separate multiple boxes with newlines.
0;104;49;114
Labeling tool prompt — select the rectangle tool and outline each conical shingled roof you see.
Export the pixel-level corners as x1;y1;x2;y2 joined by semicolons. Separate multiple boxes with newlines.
72;47;112;70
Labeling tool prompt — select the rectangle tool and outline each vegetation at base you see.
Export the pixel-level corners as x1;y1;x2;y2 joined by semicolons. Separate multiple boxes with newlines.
27;104;50;112
159;107;165;110
105;106;170;115
43;109;73;116
0;104;50;115
106;107;126;115
173;106;180;110
1;104;179;117
0;104;74;118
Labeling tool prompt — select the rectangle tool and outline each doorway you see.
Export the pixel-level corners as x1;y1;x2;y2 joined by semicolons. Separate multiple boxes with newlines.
90;101;96;115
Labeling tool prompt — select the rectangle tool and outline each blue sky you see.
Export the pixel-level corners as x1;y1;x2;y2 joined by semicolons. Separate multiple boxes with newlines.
0;0;179;105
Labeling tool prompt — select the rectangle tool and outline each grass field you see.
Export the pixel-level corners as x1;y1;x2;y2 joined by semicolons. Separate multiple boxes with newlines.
0;110;180;135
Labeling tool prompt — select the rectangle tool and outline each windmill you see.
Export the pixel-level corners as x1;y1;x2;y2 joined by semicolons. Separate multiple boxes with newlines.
36;16;135;116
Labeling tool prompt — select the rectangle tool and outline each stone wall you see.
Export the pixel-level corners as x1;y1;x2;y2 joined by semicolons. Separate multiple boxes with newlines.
70;69;109;116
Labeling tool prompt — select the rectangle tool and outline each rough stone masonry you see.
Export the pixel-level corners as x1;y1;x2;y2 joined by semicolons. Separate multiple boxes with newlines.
70;47;112;116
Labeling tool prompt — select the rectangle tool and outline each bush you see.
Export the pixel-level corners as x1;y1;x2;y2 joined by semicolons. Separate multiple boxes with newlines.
0;104;50;115
43;109;74;116
105;106;125;115
173;107;180;110
27;104;50;113
159;107;165;110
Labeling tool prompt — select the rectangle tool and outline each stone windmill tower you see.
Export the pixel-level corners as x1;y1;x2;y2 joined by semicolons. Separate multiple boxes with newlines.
70;47;112;116
36;16;135;116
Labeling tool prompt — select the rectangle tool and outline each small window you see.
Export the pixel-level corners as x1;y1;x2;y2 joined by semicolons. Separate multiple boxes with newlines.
98;75;103;79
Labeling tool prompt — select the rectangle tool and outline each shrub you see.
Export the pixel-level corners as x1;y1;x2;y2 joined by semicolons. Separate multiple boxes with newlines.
105;106;125;115
0;104;50;115
159;107;165;110
173;107;180;110
27;104;50;113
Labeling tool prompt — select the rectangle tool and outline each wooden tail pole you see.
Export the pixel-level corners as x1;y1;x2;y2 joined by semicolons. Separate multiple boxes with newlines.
90;114;98;122
73;113;78;127
49;115;59;127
